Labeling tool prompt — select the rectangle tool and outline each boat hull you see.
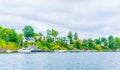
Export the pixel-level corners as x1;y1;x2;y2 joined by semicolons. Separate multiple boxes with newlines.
17;50;31;53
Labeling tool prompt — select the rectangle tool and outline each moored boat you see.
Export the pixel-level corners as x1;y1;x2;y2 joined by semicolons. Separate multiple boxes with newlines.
17;48;31;53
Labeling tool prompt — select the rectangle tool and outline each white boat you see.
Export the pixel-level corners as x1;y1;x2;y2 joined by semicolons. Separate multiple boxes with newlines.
17;48;31;53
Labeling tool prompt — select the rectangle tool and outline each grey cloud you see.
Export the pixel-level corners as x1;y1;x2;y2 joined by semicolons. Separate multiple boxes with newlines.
0;0;120;38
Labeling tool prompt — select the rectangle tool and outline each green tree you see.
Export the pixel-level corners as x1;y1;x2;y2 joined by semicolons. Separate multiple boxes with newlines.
0;26;3;40
73;40;82;49
101;37;108;48
74;32;79;40
82;39;88;49
115;37;120;49
23;25;34;39
108;35;114;49
67;31;73;44
47;37;54;43
88;38;95;50
47;29;52;37
95;44;102;51
0;39;6;49
8;29;18;42
1;28;18;42
52;29;59;38
17;34;23;47
94;38;101;45
39;32;43;36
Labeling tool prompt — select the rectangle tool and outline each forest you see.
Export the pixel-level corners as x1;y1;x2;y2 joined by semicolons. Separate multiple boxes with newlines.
0;25;120;52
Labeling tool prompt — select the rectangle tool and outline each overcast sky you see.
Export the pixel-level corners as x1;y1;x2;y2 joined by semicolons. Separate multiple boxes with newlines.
0;0;120;39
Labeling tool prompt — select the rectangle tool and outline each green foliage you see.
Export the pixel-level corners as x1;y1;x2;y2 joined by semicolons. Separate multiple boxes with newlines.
17;34;23;47
7;42;18;50
88;38;95;50
0;39;6;49
1;25;120;52
38;32;43;36
101;37;108;47
108;35;117;49
52;29;59;38
115;37;120;48
47;29;52;37
47;37;54;43
74;32;79;40
1;28;18;42
94;38;101;44
95;44;103;51
54;40;69;50
67;31;73;44
73;40;82;50
23;25;34;39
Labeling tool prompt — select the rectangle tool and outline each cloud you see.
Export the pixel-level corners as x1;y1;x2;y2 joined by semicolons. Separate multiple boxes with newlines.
0;0;120;38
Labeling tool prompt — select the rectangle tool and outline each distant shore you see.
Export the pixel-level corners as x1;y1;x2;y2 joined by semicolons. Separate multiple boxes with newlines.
0;49;119;53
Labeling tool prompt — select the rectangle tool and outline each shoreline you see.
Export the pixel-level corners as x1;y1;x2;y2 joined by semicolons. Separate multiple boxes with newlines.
0;50;119;53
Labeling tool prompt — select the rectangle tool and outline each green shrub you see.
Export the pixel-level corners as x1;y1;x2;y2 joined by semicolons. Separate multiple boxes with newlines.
95;44;103;52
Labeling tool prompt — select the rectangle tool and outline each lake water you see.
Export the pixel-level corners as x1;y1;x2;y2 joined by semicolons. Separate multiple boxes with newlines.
0;52;120;70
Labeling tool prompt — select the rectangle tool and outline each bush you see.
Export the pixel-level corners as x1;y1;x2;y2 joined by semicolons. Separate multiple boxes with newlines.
0;39;7;49
95;44;103;52
7;42;18;50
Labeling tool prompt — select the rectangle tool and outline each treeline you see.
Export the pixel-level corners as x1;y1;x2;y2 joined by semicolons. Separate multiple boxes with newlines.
0;25;120;51
0;26;23;50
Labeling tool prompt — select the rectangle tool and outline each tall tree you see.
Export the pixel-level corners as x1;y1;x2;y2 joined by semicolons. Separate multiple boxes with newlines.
0;26;3;40
8;29;18;42
47;29;52;37
52;29;59;38
115;37;120;49
101;37;108;47
67;31;73;44
23;25;34;39
74;32;79;40
108;35;116;49
39;32;43;36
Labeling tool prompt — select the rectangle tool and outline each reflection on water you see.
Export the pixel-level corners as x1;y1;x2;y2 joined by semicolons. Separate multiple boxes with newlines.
0;52;120;70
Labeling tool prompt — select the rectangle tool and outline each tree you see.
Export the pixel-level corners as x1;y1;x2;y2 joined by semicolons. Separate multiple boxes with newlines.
101;37;108;47
95;44;102;51
73;40;82;49
17;34;23;48
108;35;116;49
101;37;107;42
52;29;59;38
94;38;101;45
47;37;54;43
115;37;120;49
88;38;95;50
39;32;43;36
1;28;18;42
67;31;73;44
74;32;79;40
23;25;34;39
47;29;52;37
8;29;18;42
82;39;88;49
0;39;6;49
0;26;3;40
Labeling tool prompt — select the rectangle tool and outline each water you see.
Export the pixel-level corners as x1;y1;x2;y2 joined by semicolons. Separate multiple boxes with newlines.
0;52;120;70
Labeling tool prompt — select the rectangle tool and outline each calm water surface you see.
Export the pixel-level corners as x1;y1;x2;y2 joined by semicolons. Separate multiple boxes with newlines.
0;52;120;70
